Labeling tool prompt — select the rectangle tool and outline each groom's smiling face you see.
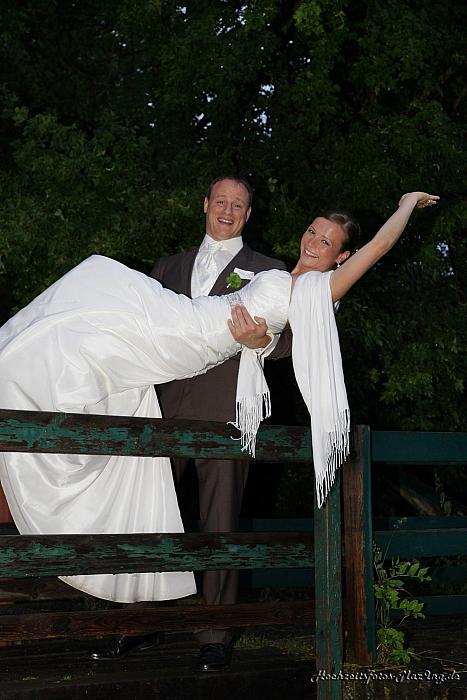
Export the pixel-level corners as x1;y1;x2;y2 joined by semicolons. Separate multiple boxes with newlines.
204;179;251;241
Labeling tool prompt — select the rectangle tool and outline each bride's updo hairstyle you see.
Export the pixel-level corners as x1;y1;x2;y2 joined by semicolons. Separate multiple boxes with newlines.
319;210;361;256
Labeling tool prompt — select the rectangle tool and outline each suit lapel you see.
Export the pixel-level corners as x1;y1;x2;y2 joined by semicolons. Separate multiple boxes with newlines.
180;248;198;297
209;244;254;296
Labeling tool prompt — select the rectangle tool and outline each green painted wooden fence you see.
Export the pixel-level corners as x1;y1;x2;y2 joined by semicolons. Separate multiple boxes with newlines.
0;409;465;699
0;408;342;700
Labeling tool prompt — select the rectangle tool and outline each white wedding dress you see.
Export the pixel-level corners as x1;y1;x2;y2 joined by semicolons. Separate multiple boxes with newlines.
0;255;291;602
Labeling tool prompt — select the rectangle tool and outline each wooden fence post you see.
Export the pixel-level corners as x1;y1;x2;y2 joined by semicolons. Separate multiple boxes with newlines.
314;472;343;700
342;425;376;665
0;485;13;525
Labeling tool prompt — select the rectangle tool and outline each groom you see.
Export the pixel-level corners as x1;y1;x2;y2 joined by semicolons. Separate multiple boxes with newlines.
150;176;292;671
92;176;291;670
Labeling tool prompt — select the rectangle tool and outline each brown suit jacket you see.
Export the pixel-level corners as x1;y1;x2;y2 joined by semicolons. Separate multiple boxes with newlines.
150;243;292;423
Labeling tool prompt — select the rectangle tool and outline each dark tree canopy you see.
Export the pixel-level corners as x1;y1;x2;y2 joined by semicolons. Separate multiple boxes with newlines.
0;0;466;432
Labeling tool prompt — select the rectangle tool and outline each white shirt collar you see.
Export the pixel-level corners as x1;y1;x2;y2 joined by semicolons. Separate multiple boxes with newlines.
201;234;243;257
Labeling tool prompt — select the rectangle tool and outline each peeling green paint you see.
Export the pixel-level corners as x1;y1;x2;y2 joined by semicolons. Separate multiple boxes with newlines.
0;419;131;450
138;423;155;448
0;410;314;460
0;534;314;577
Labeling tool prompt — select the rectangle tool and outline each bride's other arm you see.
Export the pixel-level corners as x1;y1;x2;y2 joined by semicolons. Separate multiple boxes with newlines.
330;192;439;302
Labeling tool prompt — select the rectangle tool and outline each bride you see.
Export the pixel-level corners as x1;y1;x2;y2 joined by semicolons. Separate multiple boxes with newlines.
0;191;438;603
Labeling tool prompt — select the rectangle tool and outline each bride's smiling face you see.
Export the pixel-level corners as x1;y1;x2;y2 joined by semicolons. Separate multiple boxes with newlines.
297;217;350;272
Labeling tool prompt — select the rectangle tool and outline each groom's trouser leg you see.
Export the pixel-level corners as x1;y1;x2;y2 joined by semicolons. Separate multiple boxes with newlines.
177;457;249;645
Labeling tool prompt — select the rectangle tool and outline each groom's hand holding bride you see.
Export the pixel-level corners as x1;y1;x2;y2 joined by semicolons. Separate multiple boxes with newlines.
228;304;272;350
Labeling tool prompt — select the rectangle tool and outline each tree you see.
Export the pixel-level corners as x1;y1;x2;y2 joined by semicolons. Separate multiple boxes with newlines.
0;0;465;431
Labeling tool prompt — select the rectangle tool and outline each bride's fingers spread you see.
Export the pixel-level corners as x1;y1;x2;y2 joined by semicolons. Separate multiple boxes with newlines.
400;192;440;207
417;194;440;208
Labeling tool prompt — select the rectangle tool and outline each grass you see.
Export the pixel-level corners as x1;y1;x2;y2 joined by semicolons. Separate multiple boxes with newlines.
236;631;313;660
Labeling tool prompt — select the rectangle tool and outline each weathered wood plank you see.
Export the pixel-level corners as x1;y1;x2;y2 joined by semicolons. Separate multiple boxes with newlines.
372;430;467;464
374;528;467;557
2;566;467;604
0;532;314;578
0;577;84;602
2;411;465;464
0;409;313;462
0;601;314;642
314;476;343;700
342;426;376;665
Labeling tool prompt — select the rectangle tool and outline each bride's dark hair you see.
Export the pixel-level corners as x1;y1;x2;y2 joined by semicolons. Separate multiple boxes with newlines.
319;210;361;254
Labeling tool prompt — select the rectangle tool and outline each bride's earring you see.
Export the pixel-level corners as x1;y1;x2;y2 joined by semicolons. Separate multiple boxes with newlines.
336;262;341;268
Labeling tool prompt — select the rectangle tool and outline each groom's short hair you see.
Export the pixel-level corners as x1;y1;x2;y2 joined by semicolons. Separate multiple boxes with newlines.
205;176;253;208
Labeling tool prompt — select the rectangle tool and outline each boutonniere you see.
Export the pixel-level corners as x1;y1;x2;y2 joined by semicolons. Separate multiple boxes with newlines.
226;271;242;289
226;267;255;289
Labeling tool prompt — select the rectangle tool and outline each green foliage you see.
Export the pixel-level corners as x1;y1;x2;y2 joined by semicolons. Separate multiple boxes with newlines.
0;96;202;315
374;545;431;664
237;630;313;659
0;0;466;430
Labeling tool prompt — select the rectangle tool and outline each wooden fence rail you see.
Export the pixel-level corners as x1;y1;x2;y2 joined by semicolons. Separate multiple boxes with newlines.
0;532;314;578
0;601;315;643
0;409;312;461
0;408;342;700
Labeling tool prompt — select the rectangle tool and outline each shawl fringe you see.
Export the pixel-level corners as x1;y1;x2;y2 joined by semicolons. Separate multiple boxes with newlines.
230;391;271;457
316;408;350;508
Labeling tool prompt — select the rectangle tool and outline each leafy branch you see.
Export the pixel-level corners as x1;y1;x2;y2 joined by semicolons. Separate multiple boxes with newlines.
373;544;431;664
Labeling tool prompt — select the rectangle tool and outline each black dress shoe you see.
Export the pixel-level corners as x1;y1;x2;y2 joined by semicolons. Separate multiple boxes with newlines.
90;632;164;660
196;643;232;672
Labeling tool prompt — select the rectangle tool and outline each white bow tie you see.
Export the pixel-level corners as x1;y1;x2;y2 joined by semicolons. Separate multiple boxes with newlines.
196;242;223;295
202;241;223;253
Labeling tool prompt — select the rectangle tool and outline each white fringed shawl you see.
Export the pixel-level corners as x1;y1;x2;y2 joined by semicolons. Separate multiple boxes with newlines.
231;342;272;456
232;269;349;507
289;271;350;507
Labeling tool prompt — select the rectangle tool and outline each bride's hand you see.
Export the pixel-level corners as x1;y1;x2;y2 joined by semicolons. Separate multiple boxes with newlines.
228;305;272;349
398;192;440;208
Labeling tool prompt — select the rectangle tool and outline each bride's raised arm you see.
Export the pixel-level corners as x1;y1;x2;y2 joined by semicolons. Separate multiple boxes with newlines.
330;192;439;302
